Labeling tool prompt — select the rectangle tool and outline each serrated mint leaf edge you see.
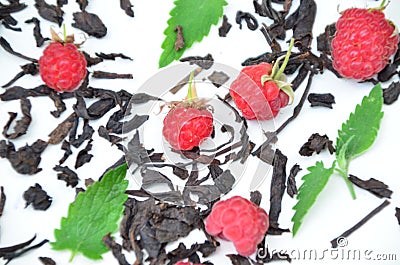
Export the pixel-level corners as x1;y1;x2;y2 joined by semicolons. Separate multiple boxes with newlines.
51;163;128;261
159;0;227;68
336;84;384;166
292;161;335;236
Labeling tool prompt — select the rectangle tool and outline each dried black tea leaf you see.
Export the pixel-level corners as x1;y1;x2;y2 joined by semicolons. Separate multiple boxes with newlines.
378;43;400;82
250;190;262;206
167;242;195;264
185;163;199;186
186;169;235;204
2;18;22;31
130;92;161;104
120;198;204;263
180;54;214;69
125;131;151;168
0;1;27;27
219;15;231;37
0;235;49;263
25;17;50;47
105;103;127;126
57;0;68;7
48;113;77;145
217;95;243;123
0;235;36;256
47;91;66;117
2;63;39;88
242;49;307;73
87;98;117;120
291;64;310;92
98;126;122;144
227;254;251;265
34;0;64;26
232;123;251;163
141;169;174;191
254;132;277;165
253;0;281;21
331;200;390;248
235;11;258;30
207;71;229;88
148;152;164;163
260;23;281;53
299;133;335;156
287;164;301;198
167;242;216;265
208;163;223;180
198;241;217;258
54;165;79;187
214;169;236;194
377;63;398;82
173;165;189;180
76;0;88;11
73;95;108;120
23;183;52;210
0;85;50;101
307;93;335;108
0;186;5;217
2;98;32;139
39;257;56;265
395;208;400;225
284;0;316;52
383;81;400;105
120;0;134;17
155;206;202;242
95;52;133;61
72;11;107;38
0;139;47;175
174;25;185;51
150;191;184;204
103;233;130;265
3;239;49;263
82;51;103;66
92;71;133;79
0;37;37;62
140;223;163;258
268;149;287;232
69;119;94;148
75;139;93;169
85;178;95;187
348;175;392;199
317;23;336;55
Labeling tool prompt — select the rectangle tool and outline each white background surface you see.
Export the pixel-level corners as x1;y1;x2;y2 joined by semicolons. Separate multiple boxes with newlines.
0;0;399;264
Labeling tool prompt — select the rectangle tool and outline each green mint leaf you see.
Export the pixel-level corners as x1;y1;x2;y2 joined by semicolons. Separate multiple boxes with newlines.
336;84;384;171
159;0;227;68
51;164;128;261
292;161;335;236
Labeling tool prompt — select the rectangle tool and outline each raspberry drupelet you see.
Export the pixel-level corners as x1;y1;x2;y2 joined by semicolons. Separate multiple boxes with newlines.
205;196;269;257
331;6;399;80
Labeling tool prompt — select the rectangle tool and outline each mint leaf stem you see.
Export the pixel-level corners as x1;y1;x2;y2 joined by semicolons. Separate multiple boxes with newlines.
292;84;384;236
335;168;356;199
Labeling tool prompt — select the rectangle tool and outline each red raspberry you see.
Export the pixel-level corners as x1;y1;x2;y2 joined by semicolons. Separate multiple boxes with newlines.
205;196;269;257
39;42;87;92
230;63;289;120
162;106;213;150
331;7;399;80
